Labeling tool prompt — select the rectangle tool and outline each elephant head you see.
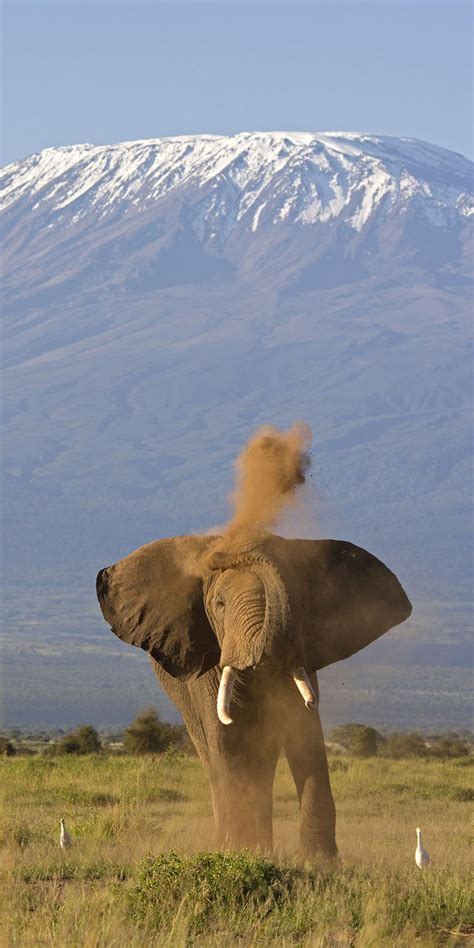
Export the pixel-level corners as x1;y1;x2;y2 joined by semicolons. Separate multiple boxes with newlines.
96;530;411;724
202;542;317;721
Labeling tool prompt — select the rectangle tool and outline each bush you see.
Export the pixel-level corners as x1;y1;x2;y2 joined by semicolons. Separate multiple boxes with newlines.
128;853;474;940
428;737;470;759
383;732;428;758
11;822;33;849
331;724;384;757
381;731;470;760
128;851;303;933
0;736;16;756
123;707;183;755
59;725;102;755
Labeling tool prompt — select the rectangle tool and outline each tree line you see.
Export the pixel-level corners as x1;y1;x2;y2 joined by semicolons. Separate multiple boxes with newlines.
0;708;188;757
330;723;470;759
1;713;471;759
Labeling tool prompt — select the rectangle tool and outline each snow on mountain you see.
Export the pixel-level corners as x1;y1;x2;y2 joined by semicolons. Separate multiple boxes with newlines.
3;132;472;354
1;132;473;686
2;131;471;232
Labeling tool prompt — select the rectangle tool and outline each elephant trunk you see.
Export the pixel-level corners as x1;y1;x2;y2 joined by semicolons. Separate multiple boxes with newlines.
217;666;237;725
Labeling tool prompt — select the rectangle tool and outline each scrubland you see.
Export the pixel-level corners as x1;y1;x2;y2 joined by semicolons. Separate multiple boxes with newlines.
2;751;472;946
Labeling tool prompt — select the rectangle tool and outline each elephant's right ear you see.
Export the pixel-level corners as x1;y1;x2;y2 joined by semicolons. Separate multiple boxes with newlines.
96;535;221;681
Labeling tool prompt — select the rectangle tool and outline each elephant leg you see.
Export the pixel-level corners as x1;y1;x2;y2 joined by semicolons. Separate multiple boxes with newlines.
282;678;337;860
210;738;280;853
209;746;278;853
187;667;282;853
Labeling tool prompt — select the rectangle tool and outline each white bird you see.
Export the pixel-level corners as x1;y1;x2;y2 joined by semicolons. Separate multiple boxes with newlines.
59;818;72;850
415;827;430;869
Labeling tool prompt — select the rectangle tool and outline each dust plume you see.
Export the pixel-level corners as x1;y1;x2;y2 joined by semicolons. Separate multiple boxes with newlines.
226;423;312;534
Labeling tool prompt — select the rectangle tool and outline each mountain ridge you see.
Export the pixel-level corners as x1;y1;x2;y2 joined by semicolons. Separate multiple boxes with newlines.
3;131;471;238
2;130;472;593
2;130;472;727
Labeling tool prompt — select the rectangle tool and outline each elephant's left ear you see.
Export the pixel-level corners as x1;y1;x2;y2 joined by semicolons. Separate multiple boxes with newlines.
96;535;221;681
261;535;412;671
296;538;413;670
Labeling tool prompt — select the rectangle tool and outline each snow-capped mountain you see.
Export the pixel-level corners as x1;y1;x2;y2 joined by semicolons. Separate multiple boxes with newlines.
2;132;472;320
3;131;472;233
1;134;473;726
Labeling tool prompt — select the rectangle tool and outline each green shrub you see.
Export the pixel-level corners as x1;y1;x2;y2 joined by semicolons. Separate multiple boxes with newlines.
382;732;471;760
128;851;304;933
124;707;183;755
331;724;383;757
11;822;33;850
128;853;474;941
428;737;470;758
0;736;16;756
383;732;428;758
58;725;102;755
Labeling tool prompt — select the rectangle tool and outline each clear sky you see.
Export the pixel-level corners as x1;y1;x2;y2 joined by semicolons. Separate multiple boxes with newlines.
2;0;472;166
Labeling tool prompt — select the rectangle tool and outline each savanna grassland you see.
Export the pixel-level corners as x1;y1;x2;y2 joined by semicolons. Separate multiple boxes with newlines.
2;751;473;946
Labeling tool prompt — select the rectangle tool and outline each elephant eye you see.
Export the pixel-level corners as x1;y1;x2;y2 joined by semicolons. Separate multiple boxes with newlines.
215;596;225;610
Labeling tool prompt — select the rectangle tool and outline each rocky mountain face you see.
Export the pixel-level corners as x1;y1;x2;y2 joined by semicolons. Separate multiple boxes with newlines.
1;132;472;634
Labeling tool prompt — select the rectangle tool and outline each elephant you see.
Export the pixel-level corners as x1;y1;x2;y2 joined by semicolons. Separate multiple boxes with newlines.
96;528;411;859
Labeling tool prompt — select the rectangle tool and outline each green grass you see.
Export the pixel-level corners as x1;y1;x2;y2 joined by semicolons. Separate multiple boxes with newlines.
2;753;473;945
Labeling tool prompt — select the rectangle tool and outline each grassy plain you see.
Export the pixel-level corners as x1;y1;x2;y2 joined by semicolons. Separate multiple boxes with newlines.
2;751;472;946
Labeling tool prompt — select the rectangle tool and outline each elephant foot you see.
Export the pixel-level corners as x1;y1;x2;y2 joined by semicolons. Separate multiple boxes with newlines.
298;843;340;868
217;832;273;856
214;817;273;855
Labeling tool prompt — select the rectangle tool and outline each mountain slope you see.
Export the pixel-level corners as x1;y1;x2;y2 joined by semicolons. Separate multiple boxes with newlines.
1;132;472;607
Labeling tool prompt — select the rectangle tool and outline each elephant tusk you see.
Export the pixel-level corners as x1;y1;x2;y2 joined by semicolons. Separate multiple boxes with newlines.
292;667;316;710
217;666;237;725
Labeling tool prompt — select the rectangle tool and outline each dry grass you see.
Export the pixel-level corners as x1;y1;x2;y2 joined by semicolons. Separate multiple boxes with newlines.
2;751;472;945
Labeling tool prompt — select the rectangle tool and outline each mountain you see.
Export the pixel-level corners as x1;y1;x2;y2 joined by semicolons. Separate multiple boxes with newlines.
3;132;472;316
1;131;472;727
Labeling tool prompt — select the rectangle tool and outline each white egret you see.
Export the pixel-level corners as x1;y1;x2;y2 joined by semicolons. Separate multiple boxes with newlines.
415;827;430;869
59;818;72;850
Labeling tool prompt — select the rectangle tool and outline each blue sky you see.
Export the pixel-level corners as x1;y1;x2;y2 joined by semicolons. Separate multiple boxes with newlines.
2;1;472;165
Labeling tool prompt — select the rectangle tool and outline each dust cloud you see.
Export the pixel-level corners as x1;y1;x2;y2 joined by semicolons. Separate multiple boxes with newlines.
226;423;312;534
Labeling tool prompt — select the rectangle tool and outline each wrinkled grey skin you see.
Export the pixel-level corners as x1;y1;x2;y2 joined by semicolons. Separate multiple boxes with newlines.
97;531;411;859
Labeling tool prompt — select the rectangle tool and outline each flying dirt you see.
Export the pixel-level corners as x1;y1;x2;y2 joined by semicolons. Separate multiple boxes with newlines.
226;422;312;533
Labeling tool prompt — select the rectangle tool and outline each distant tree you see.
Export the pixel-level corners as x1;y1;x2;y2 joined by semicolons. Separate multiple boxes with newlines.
124;708;182;755
331;724;384;757
0;736;16;756
59;725;102;755
428;736;470;759
383;732;427;758
350;727;380;758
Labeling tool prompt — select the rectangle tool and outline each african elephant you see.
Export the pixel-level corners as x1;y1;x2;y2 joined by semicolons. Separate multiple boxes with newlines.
96;529;411;858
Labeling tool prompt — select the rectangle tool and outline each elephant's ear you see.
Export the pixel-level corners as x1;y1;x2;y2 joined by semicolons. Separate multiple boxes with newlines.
262;536;412;670
96;535;221;681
